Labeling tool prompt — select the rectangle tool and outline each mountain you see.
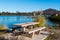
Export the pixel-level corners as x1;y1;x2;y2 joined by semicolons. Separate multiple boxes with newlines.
43;8;60;15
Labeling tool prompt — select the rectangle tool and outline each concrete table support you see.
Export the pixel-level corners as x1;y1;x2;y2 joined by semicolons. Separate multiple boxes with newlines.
22;27;26;32
35;30;40;35
28;32;35;38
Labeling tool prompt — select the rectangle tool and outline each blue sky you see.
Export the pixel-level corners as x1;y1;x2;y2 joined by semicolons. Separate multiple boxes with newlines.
0;0;60;12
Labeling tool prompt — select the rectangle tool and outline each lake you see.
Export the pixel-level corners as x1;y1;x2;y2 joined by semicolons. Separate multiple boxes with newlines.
0;16;55;28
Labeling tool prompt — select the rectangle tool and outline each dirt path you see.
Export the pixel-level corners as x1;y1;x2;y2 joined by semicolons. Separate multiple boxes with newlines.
53;30;60;40
47;29;60;40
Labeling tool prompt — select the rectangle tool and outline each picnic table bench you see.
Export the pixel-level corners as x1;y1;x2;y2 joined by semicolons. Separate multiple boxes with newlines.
24;27;46;38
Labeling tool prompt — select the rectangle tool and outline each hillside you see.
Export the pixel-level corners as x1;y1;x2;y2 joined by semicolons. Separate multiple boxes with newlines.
43;8;60;15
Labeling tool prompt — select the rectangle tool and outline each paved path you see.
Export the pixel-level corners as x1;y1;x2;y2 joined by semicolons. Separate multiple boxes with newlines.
31;34;48;40
23;34;48;40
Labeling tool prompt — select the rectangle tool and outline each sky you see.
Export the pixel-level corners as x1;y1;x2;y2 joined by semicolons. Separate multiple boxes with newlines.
0;0;60;12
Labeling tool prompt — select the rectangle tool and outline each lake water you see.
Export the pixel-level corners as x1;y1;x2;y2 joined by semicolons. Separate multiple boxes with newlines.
0;16;33;28
0;16;55;28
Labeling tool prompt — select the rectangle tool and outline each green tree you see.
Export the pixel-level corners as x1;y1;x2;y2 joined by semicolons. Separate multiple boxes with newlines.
49;14;60;27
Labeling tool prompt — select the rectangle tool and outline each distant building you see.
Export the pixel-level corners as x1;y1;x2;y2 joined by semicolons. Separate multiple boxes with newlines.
56;14;58;16
33;12;36;16
40;9;43;15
